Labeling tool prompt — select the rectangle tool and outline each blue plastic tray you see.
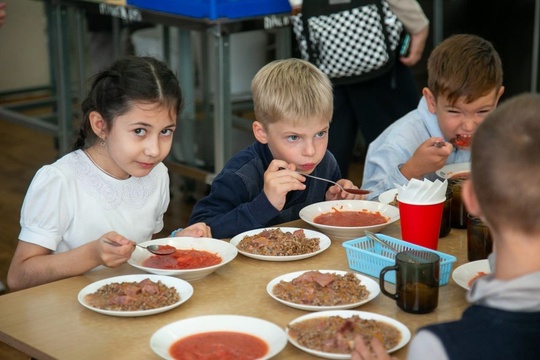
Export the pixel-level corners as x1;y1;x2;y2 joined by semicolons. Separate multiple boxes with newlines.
127;0;292;20
342;234;456;286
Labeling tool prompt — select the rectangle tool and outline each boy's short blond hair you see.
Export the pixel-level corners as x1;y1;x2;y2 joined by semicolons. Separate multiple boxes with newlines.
251;58;333;127
471;93;540;234
427;34;503;105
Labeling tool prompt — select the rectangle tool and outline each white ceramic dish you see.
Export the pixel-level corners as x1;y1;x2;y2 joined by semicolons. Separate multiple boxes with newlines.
378;188;398;205
286;310;411;359
150;315;288;359
436;162;471;179
299;200;400;241
452;259;491;290
78;274;193;317
229;227;331;262
128;237;238;281
267;270;380;311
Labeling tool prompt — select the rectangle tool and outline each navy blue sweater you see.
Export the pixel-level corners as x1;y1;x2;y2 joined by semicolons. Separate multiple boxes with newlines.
422;305;540;360
188;142;341;238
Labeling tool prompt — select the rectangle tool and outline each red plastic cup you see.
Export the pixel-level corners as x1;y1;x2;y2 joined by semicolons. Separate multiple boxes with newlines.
398;197;445;250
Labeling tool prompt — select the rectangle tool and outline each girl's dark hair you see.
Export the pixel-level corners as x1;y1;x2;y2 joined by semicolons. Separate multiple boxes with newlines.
73;56;183;150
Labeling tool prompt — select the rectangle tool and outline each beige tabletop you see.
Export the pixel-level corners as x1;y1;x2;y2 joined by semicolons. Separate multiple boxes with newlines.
0;221;470;359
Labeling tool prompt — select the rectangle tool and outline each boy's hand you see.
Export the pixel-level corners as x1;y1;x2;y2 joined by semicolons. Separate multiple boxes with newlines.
325;179;365;200
174;223;212;238
264;160;306;210
400;137;453;180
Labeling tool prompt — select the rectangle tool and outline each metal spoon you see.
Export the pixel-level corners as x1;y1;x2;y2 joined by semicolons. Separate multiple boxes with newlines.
364;231;428;263
364;230;400;254
103;240;177;255
299;172;371;195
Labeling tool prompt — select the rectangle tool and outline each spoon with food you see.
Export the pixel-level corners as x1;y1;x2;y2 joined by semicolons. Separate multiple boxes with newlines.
103;240;177;255
277;167;371;195
449;134;472;149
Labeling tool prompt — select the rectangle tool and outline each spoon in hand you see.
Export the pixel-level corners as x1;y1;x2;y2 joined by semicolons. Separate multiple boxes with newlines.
103;240;177;255
300;172;371;195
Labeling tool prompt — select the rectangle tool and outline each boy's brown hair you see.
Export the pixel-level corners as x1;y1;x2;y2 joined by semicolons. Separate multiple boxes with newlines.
251;58;333;127
427;34;503;105
471;93;540;234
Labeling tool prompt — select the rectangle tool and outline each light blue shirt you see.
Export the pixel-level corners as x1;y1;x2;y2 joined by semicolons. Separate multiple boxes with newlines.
361;97;471;200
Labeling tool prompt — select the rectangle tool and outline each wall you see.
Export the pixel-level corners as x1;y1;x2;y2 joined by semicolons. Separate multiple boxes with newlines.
0;0;50;92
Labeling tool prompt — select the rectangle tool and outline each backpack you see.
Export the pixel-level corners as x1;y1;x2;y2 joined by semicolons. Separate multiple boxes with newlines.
291;0;404;85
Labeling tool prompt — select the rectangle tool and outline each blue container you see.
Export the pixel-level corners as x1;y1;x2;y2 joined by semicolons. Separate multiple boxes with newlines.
342;234;457;286
127;0;292;20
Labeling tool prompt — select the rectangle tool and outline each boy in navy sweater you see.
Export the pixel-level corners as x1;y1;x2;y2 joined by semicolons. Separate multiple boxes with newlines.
352;93;540;360
189;59;363;239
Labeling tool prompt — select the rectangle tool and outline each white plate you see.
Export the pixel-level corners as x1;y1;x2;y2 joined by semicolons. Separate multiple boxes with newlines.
78;274;193;317
128;237;238;281
150;315;288;359
436;162;471;179
286;310;411;359
229;227;331;262
266;270;380;311
378;188;398;205
299;200;400;241
452;259;491;290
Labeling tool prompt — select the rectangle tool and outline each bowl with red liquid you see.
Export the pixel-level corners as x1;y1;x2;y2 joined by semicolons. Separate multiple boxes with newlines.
299;200;400;241
128;237;238;281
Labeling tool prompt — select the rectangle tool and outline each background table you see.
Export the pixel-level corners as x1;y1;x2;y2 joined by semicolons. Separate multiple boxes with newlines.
0;221;470;359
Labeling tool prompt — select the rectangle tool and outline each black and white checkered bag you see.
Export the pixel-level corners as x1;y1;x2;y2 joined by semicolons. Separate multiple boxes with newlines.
291;0;403;84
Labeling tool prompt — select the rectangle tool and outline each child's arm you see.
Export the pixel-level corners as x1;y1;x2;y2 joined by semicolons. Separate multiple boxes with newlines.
400;137;453;180
7;232;134;291
188;160;306;239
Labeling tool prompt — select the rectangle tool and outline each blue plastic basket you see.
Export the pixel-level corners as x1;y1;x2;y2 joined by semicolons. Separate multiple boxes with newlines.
127;0;292;20
342;234;457;286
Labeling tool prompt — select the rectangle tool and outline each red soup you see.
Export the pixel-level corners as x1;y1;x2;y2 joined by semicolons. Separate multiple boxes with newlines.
314;209;388;227
142;249;221;270
170;331;268;360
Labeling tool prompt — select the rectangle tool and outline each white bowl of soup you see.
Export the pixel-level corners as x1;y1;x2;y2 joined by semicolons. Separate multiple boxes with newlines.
128;237;238;281
299;200;399;241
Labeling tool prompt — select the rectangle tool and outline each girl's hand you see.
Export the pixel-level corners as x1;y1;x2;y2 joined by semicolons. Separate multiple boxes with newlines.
325;179;365;200
400;137;453;180
98;232;135;268
263;160;306;210
174;223;212;238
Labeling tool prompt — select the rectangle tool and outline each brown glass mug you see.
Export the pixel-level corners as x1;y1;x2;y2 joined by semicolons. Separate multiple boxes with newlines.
380;251;440;314
449;177;468;228
467;214;493;261
439;187;453;238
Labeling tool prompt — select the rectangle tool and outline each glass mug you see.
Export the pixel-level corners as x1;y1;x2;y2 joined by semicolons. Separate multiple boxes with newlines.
467;214;493;261
449;177;468;228
380;251;440;314
439;187;453;238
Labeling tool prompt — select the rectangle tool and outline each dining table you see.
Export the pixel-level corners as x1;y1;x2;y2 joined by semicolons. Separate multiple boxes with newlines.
0;220;470;359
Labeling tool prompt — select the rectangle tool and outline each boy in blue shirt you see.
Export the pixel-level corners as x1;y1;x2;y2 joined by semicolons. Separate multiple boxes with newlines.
353;93;540;360
362;34;504;200
189;59;363;238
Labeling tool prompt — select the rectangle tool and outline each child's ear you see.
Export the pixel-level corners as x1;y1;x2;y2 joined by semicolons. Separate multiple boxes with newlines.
252;121;269;144
462;179;482;218
422;87;437;114
89;111;108;140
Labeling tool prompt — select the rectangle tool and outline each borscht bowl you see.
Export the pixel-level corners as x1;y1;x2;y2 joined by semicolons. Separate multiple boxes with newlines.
150;315;288;359
299;200;399;241
128;237;238;281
